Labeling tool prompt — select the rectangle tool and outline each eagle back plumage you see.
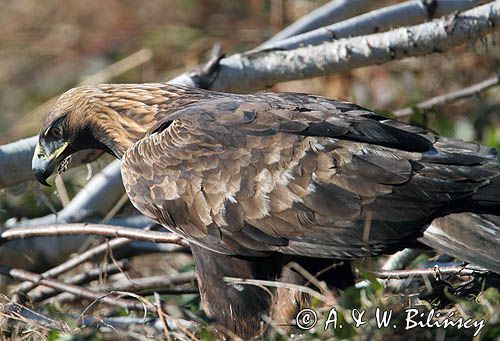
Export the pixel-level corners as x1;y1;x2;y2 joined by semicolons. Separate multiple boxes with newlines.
120;89;499;258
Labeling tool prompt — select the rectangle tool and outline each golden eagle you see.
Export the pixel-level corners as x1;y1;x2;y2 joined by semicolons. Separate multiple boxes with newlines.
32;84;500;338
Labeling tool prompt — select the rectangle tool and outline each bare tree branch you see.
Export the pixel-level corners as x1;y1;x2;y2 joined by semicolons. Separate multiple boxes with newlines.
13;238;133;295
372;265;488;279
0;299;71;332
394;74;500;117
258;0;490;50
381;249;427;271
5;161;125;227
0;266;155;312
29;260;128;303
46;273;198;306
95;272;197;293
202;2;500;93
0;216;153;270
0;223;188;247
262;0;376;45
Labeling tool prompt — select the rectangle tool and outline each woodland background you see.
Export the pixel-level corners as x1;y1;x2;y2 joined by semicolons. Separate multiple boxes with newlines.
0;0;499;340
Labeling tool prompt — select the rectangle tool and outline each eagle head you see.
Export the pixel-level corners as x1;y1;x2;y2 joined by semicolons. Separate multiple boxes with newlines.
32;84;156;185
32;86;109;186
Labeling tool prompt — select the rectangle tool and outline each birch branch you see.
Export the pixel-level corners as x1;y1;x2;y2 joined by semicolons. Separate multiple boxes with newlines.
4;160;124;227
29;260;128;303
394;74;500;117
0;215;153;270
0;300;70;332
0;224;188;247
0;266;155;312
258;0;490;50
203;1;500;92
13;238;132;295
262;0;376;44
372;265;488;279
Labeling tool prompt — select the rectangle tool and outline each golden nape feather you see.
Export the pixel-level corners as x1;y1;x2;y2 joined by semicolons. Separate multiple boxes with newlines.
33;83;500;339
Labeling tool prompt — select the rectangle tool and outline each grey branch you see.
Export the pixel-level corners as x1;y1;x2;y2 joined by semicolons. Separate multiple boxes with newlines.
13;238;132;296
372;265;488;279
46;272;198;305
0;215;153;270
262;0;376;45
204;1;500;93
0;299;70;332
258;0;489;51
5;160;125;227
29;260;128;303
0;223;189;247
0;265;155;312
394;74;500;117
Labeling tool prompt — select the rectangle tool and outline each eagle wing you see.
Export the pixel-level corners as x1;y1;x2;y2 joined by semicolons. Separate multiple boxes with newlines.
121;92;498;258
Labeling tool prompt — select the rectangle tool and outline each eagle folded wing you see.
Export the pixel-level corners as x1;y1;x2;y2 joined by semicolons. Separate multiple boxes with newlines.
121;93;497;258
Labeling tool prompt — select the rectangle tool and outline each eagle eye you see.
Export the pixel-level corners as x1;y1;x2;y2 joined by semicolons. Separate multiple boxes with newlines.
46;125;64;139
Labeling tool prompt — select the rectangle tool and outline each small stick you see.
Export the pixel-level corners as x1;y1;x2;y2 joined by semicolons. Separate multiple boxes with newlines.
29;260;128;303
0;223;189;247
0;299;70;332
155;293;172;341
371;265;487;279
394;74;500;117
13;237;132;295
0;266;155;312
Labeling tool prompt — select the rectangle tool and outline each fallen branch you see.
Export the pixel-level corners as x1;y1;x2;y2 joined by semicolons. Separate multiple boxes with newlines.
0;266;155;312
0;215;153;270
94;272;197;293
394;74;500;117
202;2;500;92
262;0;376;45
258;0;489;50
381;248;427;271
372;265;488;279
0;298;70;332
5;160;125;227
0;223;188;247
29;260;128;303
80;315;197;333
13;237;132;295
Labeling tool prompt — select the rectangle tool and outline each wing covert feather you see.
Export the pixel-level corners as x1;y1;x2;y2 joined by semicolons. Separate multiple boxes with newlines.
121;92;498;258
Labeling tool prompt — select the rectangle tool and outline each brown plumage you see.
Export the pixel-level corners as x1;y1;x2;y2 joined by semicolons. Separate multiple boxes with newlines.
33;83;500;338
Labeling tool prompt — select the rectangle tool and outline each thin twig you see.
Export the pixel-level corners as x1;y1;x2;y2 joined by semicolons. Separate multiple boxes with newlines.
0;223;189;247
0;297;71;332
13;237;132;295
394;74;500;117
97;272;197;293
29;260;129;303
0;266;155;312
223;276;329;302
155;293;172;341
372;265;488;279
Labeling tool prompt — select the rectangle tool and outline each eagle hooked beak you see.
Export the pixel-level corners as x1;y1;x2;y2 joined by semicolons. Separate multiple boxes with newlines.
32;141;69;186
